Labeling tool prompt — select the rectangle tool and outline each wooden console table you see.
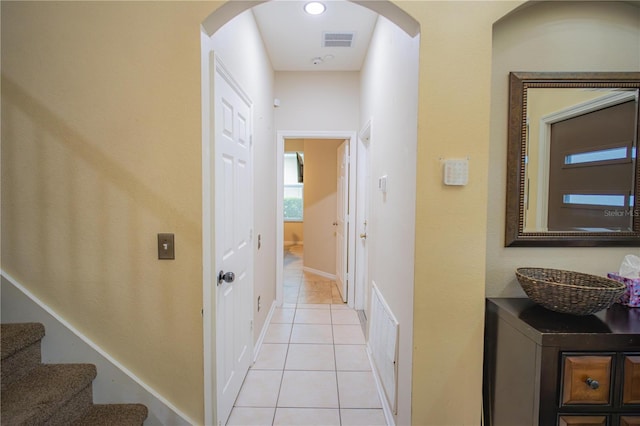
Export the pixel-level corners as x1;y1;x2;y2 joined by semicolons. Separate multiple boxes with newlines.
483;298;640;426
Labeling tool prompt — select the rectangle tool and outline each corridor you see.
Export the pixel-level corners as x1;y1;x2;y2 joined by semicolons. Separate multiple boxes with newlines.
226;245;386;426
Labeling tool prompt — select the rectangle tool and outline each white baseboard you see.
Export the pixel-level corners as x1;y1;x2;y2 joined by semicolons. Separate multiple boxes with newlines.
302;266;336;280
253;300;277;363
366;343;396;426
0;271;196;426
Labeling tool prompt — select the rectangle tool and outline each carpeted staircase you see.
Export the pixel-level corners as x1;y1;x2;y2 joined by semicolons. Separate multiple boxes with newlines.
1;322;148;425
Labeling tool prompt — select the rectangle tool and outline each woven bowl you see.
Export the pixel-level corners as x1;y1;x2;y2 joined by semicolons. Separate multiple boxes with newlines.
515;267;626;315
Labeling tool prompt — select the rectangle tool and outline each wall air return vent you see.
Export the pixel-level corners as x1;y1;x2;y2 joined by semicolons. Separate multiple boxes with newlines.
323;32;355;48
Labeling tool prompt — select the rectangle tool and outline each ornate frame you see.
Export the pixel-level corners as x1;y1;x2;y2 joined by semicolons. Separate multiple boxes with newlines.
505;72;640;247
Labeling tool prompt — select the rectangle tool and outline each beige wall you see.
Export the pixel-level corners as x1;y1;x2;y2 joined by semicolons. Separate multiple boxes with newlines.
487;1;640;298
400;1;534;424
284;138;304;152
7;1;635;425
302;139;343;276
283;222;303;244
1;2;216;421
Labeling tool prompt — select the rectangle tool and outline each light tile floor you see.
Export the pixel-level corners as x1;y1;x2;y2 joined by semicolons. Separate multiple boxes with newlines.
227;245;386;426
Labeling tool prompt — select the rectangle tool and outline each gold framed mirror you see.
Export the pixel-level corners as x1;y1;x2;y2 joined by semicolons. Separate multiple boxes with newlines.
505;72;640;247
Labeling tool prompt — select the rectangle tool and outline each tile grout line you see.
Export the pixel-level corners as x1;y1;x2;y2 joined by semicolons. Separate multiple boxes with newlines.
269;302;295;425
236;246;375;425
332;306;343;426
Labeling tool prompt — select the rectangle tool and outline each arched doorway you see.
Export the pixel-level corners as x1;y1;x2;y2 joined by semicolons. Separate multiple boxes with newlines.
201;2;421;424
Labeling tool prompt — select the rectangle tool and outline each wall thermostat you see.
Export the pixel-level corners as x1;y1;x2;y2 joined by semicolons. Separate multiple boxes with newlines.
443;159;469;186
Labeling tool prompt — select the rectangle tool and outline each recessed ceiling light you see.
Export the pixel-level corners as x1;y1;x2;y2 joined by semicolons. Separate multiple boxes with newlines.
304;2;326;15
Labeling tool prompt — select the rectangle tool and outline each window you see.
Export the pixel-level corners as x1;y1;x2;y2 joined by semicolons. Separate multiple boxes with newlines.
284;152;303;221
547;100;635;231
562;194;627;207
564;146;629;165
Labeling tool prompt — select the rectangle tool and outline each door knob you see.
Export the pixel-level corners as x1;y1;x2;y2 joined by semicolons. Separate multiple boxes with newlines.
360;233;367;239
217;270;235;286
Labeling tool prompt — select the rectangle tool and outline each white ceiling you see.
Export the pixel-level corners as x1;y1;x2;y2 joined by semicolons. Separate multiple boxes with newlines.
251;0;379;71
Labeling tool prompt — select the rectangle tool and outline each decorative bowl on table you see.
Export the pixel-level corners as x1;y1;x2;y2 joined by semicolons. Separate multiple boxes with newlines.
515;267;626;315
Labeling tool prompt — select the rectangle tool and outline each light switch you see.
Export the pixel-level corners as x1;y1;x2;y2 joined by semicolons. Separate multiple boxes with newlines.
443;159;469;186
158;233;175;259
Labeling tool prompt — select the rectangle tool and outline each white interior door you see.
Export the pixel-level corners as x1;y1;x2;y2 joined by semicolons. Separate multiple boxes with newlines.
336;140;349;302
355;124;371;315
214;59;253;426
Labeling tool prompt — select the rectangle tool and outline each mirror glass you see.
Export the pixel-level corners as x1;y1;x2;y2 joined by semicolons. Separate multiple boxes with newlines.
505;72;640;246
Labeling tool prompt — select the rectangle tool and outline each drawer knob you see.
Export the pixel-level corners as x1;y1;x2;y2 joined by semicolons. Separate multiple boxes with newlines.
585;378;600;390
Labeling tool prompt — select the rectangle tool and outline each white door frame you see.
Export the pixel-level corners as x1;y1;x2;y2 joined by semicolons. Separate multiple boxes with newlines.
336;140;350;302
201;30;216;426
354;119;372;312
201;31;256;426
276;130;358;308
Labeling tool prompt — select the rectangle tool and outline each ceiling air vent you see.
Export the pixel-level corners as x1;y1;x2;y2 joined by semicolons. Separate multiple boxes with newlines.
323;32;355;48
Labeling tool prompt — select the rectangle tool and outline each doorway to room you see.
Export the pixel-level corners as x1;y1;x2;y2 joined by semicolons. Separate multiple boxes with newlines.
280;127;372;313
281;138;344;305
276;132;357;309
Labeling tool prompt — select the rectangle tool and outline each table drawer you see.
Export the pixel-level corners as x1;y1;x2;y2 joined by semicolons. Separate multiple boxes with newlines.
559;415;607;426
562;354;613;405
620;416;640;426
623;355;640;405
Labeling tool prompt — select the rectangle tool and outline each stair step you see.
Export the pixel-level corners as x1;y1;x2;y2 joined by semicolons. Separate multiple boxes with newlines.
1;363;97;425
71;403;148;426
1;323;45;388
1;323;45;360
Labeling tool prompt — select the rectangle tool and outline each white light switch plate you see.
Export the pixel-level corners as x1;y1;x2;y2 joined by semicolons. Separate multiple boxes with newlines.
443;159;469;186
378;175;388;193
